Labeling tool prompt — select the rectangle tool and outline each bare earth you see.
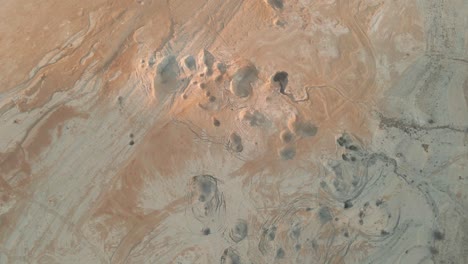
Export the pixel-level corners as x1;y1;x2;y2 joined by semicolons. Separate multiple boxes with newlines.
0;0;467;263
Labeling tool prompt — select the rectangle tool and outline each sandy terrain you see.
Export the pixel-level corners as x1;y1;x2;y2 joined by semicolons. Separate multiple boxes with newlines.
0;0;467;263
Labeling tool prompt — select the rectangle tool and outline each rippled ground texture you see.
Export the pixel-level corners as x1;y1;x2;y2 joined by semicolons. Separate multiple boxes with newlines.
0;0;467;263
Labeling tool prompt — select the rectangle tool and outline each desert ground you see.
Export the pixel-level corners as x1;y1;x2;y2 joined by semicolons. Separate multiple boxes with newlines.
0;0;467;263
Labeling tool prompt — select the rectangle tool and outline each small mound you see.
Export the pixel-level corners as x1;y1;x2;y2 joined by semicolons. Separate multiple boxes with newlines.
318;206;333;223
193;175;217;202
155;55;179;84
153;55;180;100
280;130;294;143
183;55;196;71
229;132;243;152
276;248;285;259
279;146;296;160
202;227;211;235
265;0;283;9
239;109;266;126
288;116;318;137
229;219;248;243
221;248;241;264
212;117;220;127
216;62;227;74
273;71;288;94
199;49;215;69
230;62;258;98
